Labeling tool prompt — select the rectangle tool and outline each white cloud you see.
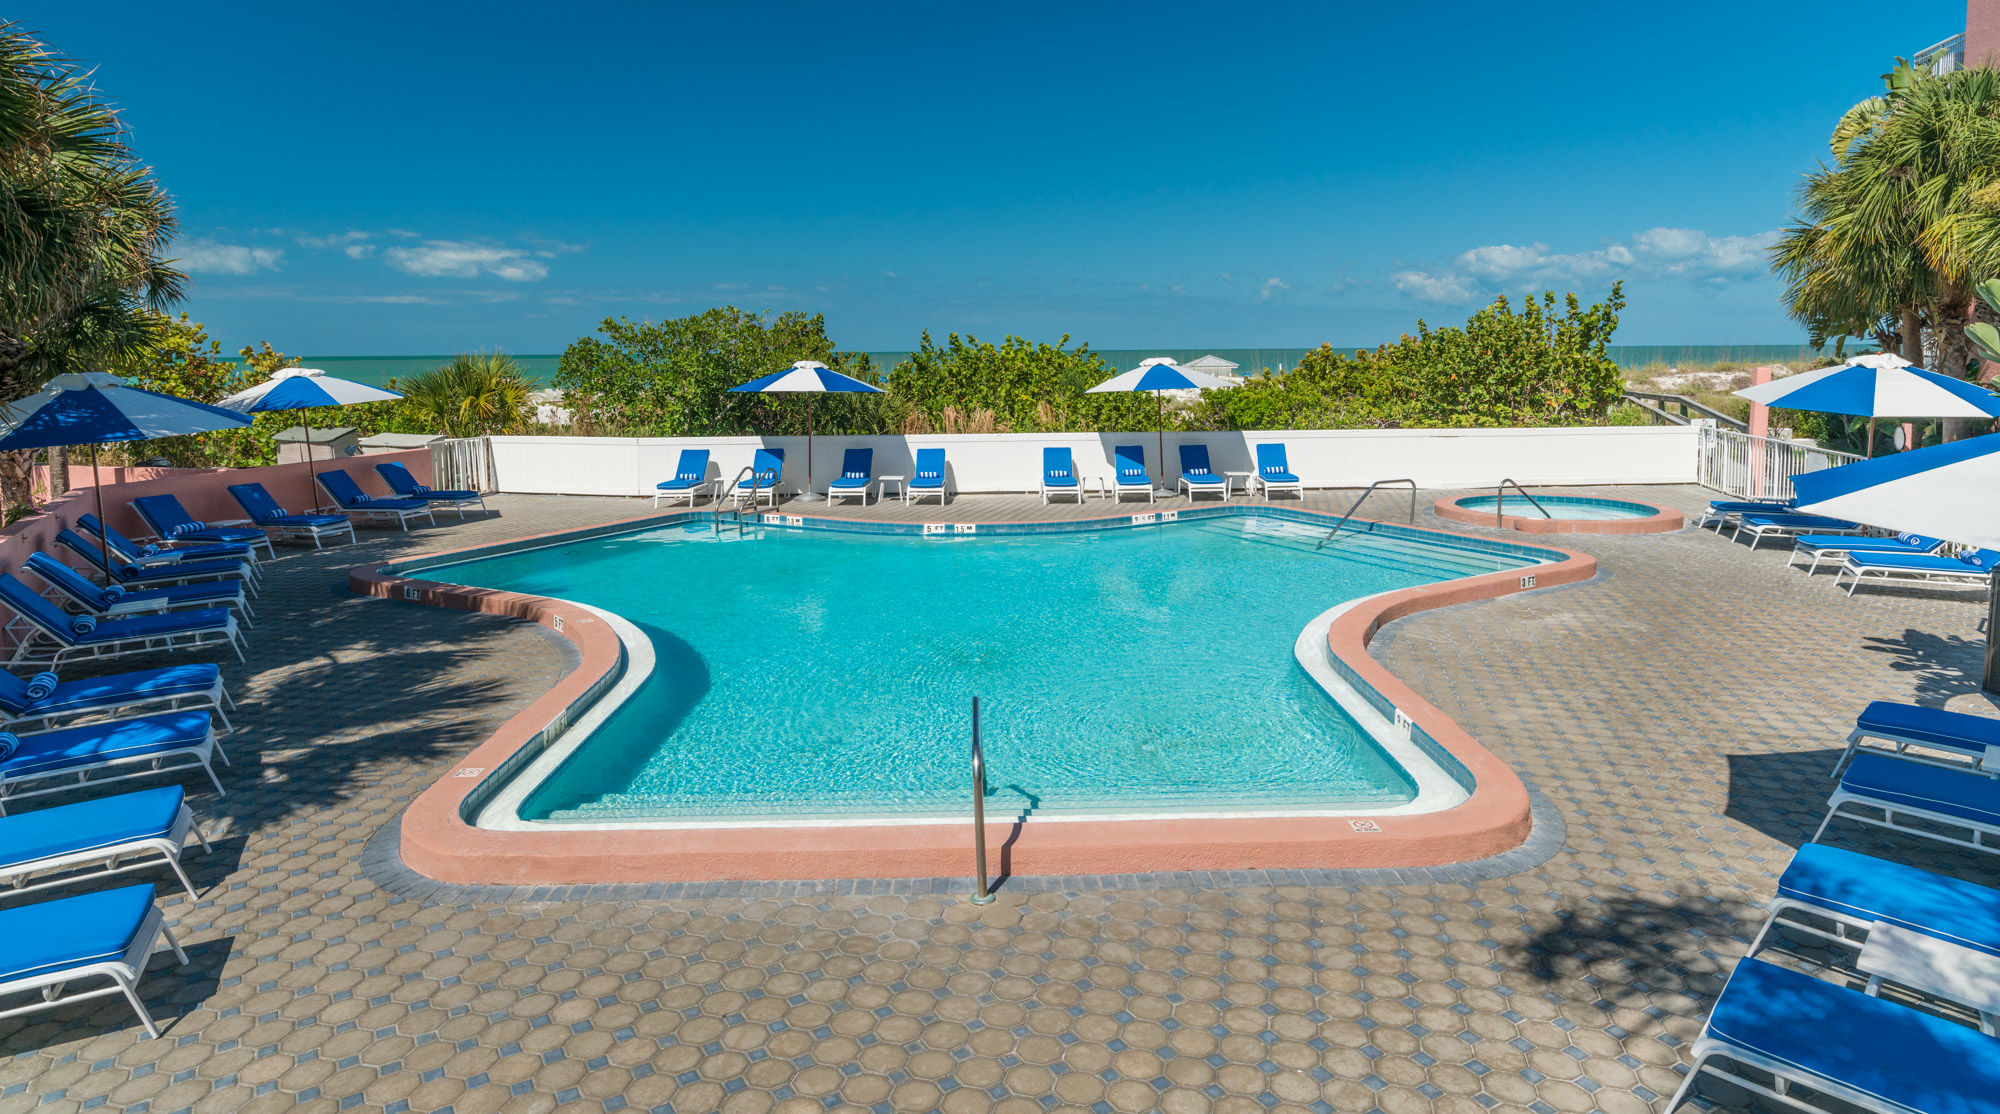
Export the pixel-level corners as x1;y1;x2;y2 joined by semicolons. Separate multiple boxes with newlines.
177;239;284;275
384;240;550;282
1258;277;1290;302
296;230;376;259
1393;227;1781;303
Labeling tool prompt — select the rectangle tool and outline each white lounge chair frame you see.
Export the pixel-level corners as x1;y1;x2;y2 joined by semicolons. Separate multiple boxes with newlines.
1732;517;1866;550
1667;1032;1919;1114
1040;477;1083;505
826;479;874;506
1811;778;2000;857
0;902;187;1039
0;800;208;899
653;477;717;509
1177;474;1228;502
3;675;235;736
7;611;247;667
0;722;228;811
1834;554;1994;596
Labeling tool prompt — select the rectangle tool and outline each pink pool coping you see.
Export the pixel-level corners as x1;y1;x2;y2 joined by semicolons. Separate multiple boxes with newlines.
1432;493;1684;535
352;506;1598;885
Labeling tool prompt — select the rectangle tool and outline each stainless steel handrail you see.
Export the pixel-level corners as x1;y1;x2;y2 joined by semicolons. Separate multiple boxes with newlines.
969;696;994;905
1315;478;1417;549
714;466;760;537
1494;478;1552;523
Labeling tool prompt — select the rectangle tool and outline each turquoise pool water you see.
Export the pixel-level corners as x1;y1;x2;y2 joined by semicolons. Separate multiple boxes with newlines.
420;516;1541;822
1455;494;1656;521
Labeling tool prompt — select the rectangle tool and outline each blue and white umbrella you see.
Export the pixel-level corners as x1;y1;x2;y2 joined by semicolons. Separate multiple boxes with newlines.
0;371;252;571
1735;353;2000;456
218;367;403;507
1793;431;2000;548
1085;358;1236;488
728;360;883;503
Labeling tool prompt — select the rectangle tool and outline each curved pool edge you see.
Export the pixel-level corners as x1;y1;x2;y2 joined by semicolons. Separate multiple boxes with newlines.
351;506;1596;885
1432;494;1684;535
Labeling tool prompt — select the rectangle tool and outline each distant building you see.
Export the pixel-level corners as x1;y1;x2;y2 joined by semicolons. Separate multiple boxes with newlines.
1183;355;1241;380
273;425;358;465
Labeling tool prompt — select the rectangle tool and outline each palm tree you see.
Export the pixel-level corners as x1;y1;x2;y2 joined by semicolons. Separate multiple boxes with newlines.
0;23;181;504
397;352;533;439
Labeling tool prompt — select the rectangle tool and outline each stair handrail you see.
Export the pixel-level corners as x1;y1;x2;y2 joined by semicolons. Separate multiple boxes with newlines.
1494;478;1552;524
1315;478;1418;550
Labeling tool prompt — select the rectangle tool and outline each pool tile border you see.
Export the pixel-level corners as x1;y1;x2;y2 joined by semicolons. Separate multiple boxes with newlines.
351;503;1597;885
1431;492;1685;535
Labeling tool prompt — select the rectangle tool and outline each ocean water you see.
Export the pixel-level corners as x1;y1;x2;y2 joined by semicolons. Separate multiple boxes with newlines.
419;516;1539;823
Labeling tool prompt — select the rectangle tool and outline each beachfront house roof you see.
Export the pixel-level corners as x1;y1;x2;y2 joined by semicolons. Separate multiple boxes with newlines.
1184;355;1241;377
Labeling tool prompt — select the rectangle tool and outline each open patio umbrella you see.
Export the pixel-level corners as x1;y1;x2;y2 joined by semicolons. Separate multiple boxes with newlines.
1734;353;2000;457
727;360;883;502
218;368;401;508
1084;357;1235;489
0;371;251;573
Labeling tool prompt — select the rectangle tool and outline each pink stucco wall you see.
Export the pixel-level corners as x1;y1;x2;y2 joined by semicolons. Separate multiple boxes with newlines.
1969;0;2000;67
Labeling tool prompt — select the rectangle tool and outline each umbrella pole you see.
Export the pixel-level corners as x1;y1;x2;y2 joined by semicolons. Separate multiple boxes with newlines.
1157;393;1165;493
91;443;111;581
1867;416;1876;459
792;396;824;503
303;420;316;509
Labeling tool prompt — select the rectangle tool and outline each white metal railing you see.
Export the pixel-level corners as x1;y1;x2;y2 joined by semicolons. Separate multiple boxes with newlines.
1697;426;1862;499
429;437;494;493
1914;32;1966;75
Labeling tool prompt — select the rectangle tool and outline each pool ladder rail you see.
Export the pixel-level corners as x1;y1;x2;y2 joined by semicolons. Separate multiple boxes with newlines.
1315;478;1418;550
1492;478;1552;524
714;466;761;537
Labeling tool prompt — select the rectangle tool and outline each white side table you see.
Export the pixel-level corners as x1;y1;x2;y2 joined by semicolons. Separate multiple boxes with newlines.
1857;920;2000;1035
878;476;906;504
1224;472;1255;500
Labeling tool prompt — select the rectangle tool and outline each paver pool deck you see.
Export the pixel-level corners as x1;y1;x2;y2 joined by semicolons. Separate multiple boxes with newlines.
1;484;1994;1114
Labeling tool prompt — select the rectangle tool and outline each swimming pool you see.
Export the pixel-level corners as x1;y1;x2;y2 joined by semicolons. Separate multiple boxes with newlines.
1452;494;1654;520
416;514;1548;825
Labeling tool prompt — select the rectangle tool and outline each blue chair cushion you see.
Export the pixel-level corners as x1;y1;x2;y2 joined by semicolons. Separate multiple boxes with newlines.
114;582;242;608
0;786;184;871
0;883;157;984
1777;843;2000;959
1794;534;1934;553
1839;753;2000;829
1855;700;2000;757
1740;514;1854;530
1044;474;1078;487
656;477;705;490
75;609;233;646
1261;468;1300;482
829;474;870;489
23;664;220;718
0;710;211;778
1848;550;1997;574
113;560;244;586
1705;958;2000;1113
415;489;479;501
911;474;944;486
1183;471;1224;484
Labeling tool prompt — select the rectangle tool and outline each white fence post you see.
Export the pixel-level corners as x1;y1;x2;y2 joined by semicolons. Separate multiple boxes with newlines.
429;437;494;493
1696;427;1861;499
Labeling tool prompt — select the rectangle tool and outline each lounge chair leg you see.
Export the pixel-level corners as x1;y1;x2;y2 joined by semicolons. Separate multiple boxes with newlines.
202;760;225;797
166;854;198;897
117;976;161;1040
1663;1053;1711;1113
1808;807;1838;845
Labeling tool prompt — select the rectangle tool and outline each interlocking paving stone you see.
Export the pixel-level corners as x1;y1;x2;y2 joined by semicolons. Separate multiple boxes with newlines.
0;485;1992;1114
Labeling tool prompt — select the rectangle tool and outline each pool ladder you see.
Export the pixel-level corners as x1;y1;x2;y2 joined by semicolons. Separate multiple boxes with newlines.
1493;478;1552;524
714;466;760;537
969;696;995;905
1315;478;1417;550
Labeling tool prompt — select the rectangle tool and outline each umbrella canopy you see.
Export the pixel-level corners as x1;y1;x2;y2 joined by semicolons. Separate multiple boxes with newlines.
0;372;251;449
216;367;402;413
727;361;883;502
0;372;252;574
1733;353;2000;419
218;367;404;510
1084;358;1235;489
1793;431;2000;548
1084;357;1237;396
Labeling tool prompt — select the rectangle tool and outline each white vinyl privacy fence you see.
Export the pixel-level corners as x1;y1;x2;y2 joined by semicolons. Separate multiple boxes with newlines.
1696;426;1862;500
473;426;1702;497
429;437;495;493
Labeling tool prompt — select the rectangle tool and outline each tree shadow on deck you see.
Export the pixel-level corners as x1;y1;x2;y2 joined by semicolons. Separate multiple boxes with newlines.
1858;628;1999;708
1721;747;1847;850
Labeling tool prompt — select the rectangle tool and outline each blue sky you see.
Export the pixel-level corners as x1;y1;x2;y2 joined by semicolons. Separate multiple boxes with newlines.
17;1;1969;353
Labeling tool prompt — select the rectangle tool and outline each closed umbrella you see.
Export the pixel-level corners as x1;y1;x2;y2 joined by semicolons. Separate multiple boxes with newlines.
727;361;883;502
0;372;251;573
1734;353;2000;457
1084;357;1235;490
218;368;402;508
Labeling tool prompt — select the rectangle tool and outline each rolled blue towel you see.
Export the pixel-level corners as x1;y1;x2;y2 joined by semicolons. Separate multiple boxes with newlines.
23;671;57;702
170;521;205;537
100;583;126;605
69;613;96;635
0;732;17;762
118;563;144;578
415;484;430;494
138;543;162;556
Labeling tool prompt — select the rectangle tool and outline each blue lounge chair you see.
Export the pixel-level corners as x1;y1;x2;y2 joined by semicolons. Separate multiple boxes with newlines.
1836;547;2000;596
24;552;252;625
1697;498;1796;531
78;515;259;577
0;573;245;665
0;662;231;734
1748;843;2000;962
59;529;256;596
1176;444;1228;502
1812;752;2000;857
1041;447;1083;505
316;469;435;530
0;785;208;898
906;448;947;506
826;448;875;506
652;449;715;508
0;883;189;1039
1253;444;1302;500
1789;531;1943;574
1110;445;1152;504
1665;956;2000;1114
227;482;355;549
130;495;273;560
1836;700;2000;778
0;708;226;807
1732;512;1864;549
734;448;785;508
376;459;489;519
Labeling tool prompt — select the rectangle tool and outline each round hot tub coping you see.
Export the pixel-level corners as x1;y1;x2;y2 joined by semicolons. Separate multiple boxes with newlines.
1432;493;1684;535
